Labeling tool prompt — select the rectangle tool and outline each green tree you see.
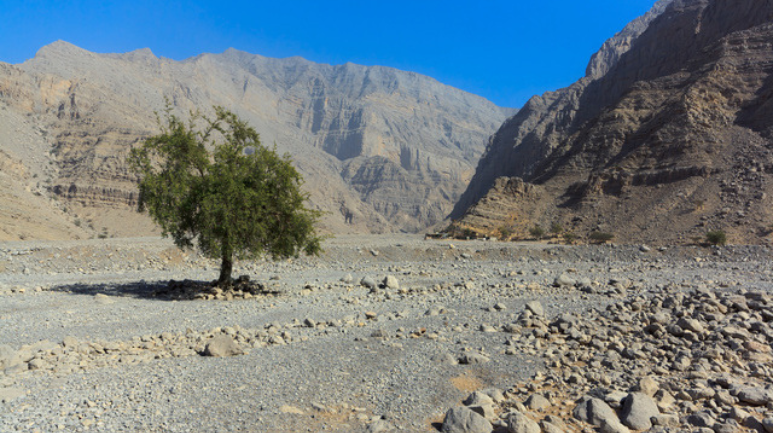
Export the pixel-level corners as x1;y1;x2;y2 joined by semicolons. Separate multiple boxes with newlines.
129;105;322;287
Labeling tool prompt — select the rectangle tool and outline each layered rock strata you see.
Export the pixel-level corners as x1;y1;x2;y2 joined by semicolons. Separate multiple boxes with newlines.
450;0;773;245
0;42;510;239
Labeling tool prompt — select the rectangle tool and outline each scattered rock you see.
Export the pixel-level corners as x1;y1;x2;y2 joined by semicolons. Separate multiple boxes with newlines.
687;411;715;428
525;301;544;317
463;391;495;407
737;387;773;406
383;275;399;289
761;417;773;433
573;397;618;427
360;277;377;289
553;274;576;287
459;353;490;365
651;414;679;427
507;411;540;433
203;335;243;357
634;377;658;397
600;418;630;433
540;421;564;433
524;394;551;411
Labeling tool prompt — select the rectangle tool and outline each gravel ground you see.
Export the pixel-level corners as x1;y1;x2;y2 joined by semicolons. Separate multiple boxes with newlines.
0;235;771;432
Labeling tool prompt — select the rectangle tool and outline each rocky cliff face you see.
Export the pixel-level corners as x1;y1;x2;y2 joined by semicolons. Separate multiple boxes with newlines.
585;0;675;80
0;43;510;239
450;0;773;245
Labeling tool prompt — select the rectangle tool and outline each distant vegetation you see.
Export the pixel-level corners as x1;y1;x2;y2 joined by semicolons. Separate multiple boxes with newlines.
589;231;615;244
529;225;545;240
706;230;727;246
498;226;512;239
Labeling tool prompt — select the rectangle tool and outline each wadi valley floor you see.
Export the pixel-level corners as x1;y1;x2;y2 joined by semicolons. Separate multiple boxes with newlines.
1;235;772;433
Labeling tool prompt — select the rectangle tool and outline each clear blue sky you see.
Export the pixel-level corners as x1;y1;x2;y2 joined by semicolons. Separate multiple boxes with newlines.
2;0;658;108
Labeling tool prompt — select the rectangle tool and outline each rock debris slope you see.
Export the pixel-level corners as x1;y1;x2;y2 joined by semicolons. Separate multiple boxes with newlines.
450;0;773;245
0;42;511;239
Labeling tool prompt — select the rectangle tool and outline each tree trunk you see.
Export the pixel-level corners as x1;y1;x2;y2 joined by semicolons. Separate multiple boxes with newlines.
218;242;233;288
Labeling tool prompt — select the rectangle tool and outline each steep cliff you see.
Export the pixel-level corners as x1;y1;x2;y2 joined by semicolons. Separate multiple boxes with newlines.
0;43;510;239
450;0;773;245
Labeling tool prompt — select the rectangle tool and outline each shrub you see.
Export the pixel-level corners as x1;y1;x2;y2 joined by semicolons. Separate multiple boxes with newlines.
550;222;564;235
529;225;545;239
562;232;577;244
706;230;727;246
589;231;614;244
498;226;512;239
461;228;477;240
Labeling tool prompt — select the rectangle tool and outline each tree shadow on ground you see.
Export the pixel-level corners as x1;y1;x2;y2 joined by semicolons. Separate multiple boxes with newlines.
47;280;180;301
48;277;278;302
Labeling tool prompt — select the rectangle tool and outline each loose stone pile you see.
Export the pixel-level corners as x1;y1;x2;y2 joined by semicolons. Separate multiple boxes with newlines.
0;323;312;377
440;285;773;433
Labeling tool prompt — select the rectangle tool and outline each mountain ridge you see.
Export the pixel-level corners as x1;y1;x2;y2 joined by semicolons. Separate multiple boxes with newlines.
0;41;510;240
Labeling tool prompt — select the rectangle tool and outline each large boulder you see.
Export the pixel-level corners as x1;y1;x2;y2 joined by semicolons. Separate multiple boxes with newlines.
441;406;492;433
573;397;618;427
508;411;540;433
620;392;659;430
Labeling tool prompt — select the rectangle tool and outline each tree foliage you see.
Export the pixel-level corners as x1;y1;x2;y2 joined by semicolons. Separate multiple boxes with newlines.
128;105;322;286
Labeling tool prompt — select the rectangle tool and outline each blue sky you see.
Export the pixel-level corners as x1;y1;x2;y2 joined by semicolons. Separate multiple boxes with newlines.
2;0;658;108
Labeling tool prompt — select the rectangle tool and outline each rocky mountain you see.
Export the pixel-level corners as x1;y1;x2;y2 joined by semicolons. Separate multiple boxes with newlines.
449;0;773;245
585;0;675;80
0;42;510;240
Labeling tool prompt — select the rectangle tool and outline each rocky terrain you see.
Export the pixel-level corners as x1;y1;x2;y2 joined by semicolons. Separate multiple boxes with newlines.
1;235;772;432
449;0;773;245
0;42;511;240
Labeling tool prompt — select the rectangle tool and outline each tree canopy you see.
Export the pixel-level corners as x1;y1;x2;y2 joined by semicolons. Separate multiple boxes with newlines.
128;105;322;286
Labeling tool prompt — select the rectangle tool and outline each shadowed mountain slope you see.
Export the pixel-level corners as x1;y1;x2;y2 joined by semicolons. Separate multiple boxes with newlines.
449;0;773;245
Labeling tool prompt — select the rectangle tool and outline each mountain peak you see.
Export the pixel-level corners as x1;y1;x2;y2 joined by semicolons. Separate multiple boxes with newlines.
30;40;89;62
126;47;156;58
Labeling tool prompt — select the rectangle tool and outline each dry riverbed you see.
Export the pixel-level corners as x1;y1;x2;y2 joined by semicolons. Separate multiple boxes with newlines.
1;235;772;433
